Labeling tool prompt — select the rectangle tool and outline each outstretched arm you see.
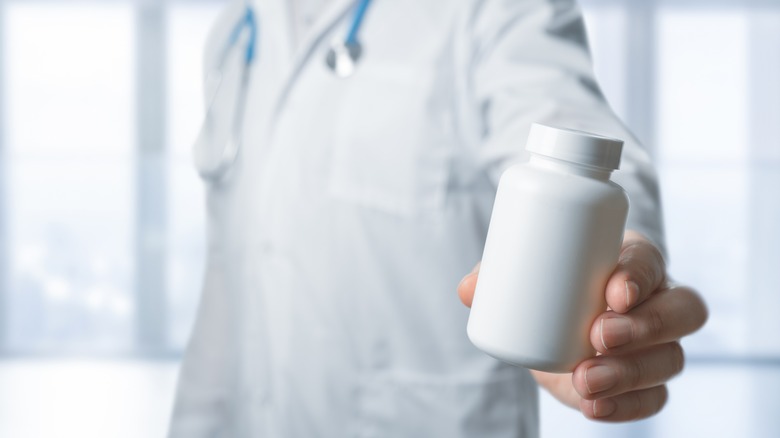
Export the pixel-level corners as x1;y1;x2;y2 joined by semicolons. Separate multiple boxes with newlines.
458;231;708;422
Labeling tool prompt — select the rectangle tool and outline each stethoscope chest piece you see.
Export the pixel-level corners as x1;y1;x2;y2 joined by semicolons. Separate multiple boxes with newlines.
325;40;363;78
325;0;372;78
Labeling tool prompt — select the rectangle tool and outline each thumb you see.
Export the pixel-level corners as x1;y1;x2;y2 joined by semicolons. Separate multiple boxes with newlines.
457;262;481;308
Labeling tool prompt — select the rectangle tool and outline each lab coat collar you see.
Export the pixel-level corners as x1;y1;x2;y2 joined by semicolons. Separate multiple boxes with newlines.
268;0;354;125
286;0;355;75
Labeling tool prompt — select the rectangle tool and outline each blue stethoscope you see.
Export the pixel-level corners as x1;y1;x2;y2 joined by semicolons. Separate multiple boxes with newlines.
197;0;373;181
324;0;373;77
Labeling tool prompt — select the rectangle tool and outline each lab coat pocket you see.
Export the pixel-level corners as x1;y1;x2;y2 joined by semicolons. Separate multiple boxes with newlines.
329;65;451;218
359;367;534;438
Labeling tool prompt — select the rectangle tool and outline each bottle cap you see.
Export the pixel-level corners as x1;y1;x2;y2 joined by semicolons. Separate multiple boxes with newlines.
525;123;624;170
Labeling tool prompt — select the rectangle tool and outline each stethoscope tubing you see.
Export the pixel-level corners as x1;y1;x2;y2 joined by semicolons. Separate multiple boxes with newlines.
226;5;258;66
199;0;371;181
196;4;258;180
346;0;372;45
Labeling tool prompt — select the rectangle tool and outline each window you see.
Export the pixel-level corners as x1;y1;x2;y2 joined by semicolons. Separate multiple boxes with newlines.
4;4;136;353
0;0;220;355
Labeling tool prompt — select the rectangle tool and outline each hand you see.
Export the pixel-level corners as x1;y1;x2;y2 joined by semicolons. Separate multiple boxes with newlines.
457;230;708;422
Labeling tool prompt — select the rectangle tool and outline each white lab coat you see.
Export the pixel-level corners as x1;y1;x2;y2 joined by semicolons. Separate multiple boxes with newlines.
169;0;664;436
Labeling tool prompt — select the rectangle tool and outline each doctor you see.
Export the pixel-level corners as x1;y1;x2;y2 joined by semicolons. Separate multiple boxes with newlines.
170;0;707;436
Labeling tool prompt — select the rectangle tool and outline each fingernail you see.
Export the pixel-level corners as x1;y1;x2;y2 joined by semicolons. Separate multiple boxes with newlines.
585;365;617;394
593;398;617;418
457;275;470;290
625;280;639;309
600;317;633;349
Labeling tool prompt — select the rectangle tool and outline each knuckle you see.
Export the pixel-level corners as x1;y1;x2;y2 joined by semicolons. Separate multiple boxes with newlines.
646;306;666;339
629;263;654;294
655;385;670;414
628;391;644;420
617;245;641;273
619;241;666;292
690;291;709;329
646;243;667;273
624;356;644;390
668;342;686;375
630;386;669;421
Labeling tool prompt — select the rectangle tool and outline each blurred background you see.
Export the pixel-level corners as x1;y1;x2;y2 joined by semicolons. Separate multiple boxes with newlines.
0;0;778;437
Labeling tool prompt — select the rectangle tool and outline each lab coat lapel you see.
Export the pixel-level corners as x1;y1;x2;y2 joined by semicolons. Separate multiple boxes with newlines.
269;0;354;129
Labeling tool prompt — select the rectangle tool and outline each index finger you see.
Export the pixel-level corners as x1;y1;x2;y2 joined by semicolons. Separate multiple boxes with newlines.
605;231;666;313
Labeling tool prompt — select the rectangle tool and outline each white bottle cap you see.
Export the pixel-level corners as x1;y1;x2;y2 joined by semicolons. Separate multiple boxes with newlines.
525;123;624;170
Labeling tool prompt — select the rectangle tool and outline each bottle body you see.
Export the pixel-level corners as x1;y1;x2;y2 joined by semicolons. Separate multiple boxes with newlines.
467;157;629;373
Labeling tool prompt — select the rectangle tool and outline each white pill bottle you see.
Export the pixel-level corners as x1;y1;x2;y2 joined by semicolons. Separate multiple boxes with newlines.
467;123;629;373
